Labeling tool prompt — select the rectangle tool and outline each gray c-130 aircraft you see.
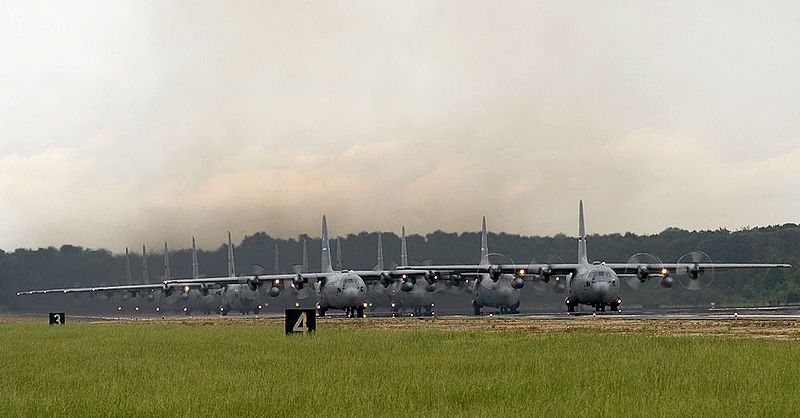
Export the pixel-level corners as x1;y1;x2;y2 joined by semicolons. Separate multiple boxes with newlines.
399;201;792;313
166;216;433;317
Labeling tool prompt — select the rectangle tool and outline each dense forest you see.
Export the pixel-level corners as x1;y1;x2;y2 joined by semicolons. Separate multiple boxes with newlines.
1;224;799;312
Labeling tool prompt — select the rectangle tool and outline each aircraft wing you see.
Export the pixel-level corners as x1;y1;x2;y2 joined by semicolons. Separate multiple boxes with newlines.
349;270;431;281
398;264;581;277
17;283;166;296
605;263;792;277
164;273;331;287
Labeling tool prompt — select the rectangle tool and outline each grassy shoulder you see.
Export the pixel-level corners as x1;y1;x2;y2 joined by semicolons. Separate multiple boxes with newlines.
1;321;798;417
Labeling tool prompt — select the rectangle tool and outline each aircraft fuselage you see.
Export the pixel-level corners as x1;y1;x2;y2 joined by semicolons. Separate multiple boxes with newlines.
318;272;369;311
566;264;621;311
473;274;521;312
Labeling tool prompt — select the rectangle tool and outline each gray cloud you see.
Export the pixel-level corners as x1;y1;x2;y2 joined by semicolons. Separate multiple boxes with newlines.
1;1;798;250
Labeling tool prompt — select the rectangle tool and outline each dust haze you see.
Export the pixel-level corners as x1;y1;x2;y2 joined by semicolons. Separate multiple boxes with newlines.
1;1;799;250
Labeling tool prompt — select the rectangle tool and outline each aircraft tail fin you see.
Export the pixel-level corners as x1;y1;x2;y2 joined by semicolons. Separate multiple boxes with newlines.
125;247;132;284
335;238;343;270
142;245;149;284
227;231;236;277
374;232;385;271
578;200;588;265
480;216;489;266
274;242;280;274
191;237;199;280
401;226;408;267
321;215;333;273
163;242;171;280
302;238;309;273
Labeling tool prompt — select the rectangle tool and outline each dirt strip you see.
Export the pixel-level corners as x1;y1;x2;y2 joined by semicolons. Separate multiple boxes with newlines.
3;314;799;339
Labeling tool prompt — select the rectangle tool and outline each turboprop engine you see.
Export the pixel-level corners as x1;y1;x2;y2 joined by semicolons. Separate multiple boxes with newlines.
268;284;281;297
488;266;502;282
379;272;393;288
292;273;307;290
401;277;415;292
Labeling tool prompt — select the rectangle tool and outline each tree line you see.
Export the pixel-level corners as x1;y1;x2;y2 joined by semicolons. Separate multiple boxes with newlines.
1;224;798;312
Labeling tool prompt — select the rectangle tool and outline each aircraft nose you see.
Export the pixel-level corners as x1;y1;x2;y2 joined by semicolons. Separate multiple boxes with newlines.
342;287;360;303
595;282;613;300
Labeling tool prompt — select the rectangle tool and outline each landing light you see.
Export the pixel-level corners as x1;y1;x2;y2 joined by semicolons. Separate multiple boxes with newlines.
135;307;140;311
117;306;122;311
295;302;300;307
258;305;263;309
183;307;188;312
518;269;526;275
661;268;669;276
183;285;190;293
274;279;280;285
391;302;396;308
402;274;407;279
363;302;368;308
156;307;161;312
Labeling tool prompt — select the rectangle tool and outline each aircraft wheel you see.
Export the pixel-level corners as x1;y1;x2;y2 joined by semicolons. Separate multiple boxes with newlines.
356;307;365;318
318;308;327;317
472;300;481;316
510;301;520;314
609;303;620;312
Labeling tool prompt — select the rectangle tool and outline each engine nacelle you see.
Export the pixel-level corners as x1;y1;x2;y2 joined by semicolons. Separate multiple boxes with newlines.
511;277;524;289
268;286;281;297
424;271;438;285
247;277;260;292
401;279;415;292
293;273;306;290
660;276;674;288
636;265;649;282
488;266;501;282
689;265;701;280
379;272;393;288
538;266;552;282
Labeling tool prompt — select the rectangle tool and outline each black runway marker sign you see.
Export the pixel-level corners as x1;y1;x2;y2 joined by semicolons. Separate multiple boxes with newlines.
49;313;65;325
285;308;316;335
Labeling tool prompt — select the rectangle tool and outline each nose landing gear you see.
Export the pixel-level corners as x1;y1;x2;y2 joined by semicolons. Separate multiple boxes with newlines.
565;298;575;313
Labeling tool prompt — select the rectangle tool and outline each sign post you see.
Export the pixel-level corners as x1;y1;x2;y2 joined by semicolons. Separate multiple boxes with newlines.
49;313;65;325
285;308;316;335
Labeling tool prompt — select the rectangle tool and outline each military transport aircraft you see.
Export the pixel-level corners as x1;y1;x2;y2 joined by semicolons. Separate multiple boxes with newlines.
399;201;792;313
165;216;430;317
396;217;529;315
381;227;452;316
16;217;431;318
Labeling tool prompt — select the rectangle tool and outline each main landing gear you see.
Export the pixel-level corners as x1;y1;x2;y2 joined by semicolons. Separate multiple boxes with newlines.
473;301;521;315
344;307;365;318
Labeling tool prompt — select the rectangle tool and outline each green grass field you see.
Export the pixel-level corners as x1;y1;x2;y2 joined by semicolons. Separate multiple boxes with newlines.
1;320;799;417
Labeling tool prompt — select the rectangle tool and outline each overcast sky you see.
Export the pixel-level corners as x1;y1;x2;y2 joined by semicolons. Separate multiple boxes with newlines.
1;1;799;251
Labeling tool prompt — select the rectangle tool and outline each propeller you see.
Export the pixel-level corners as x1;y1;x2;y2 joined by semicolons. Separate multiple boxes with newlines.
622;253;663;290
527;254;564;295
476;253;516;289
675;251;716;291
